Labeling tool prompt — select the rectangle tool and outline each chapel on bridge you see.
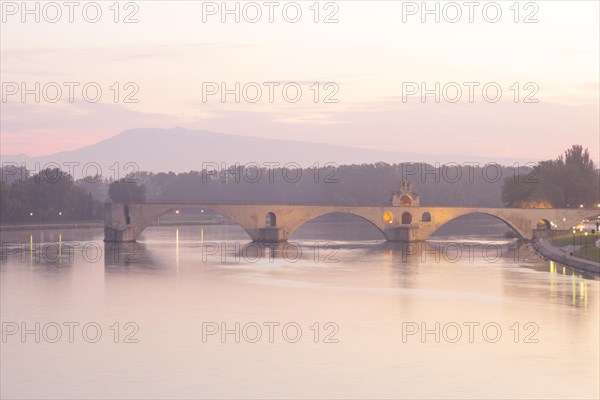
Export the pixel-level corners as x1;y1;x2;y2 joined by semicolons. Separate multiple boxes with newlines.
392;177;420;206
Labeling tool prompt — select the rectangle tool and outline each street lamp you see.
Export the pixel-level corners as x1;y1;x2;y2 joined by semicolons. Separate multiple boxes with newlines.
584;232;588;256
572;229;575;256
562;217;566;229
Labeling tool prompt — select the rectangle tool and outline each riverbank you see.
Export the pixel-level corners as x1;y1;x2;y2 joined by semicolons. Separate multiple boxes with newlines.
0;220;233;232
0;222;103;231
533;238;600;275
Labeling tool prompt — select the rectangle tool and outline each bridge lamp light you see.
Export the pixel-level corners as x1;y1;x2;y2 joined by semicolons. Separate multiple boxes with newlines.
580;204;584;208
175;210;180;214
29;212;33;216
58;211;62;216
383;211;393;224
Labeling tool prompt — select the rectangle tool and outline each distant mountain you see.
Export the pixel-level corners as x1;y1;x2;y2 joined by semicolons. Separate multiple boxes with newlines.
1;128;532;176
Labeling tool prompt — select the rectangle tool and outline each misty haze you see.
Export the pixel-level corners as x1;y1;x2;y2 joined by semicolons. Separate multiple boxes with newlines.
1;2;599;400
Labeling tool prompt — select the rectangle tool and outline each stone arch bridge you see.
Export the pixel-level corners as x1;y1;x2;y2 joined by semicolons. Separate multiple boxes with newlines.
104;203;596;243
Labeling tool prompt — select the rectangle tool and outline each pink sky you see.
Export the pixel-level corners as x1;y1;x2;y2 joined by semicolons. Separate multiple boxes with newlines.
1;1;598;163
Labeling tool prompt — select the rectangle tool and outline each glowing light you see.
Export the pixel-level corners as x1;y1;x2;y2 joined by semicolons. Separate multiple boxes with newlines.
175;210;180;214
572;273;576;305
383;211;393;223
580;204;584;208
58;211;62;216
176;228;180;272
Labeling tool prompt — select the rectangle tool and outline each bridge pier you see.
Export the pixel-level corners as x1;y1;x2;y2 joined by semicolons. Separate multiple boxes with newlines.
255;227;288;243
104;227;136;243
103;203;136;243
384;226;420;242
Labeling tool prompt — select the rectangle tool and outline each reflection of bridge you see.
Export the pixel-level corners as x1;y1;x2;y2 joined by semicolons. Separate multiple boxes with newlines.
104;203;596;243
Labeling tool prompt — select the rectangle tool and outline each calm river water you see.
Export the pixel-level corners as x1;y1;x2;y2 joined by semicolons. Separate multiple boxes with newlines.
1;221;599;399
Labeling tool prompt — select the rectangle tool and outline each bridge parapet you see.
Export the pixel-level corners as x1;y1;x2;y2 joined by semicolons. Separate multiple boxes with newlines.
103;202;598;244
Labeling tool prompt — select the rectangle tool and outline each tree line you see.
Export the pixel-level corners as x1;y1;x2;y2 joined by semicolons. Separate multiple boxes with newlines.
0;168;103;223
109;162;512;206
1;145;597;223
501;145;599;208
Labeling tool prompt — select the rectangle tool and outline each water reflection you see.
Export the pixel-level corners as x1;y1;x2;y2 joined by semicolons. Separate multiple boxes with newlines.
1;224;599;399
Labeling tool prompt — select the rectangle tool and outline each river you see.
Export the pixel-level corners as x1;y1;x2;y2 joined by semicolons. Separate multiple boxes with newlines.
1;221;598;399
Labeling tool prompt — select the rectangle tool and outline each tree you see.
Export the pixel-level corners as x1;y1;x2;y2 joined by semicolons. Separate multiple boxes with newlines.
109;179;146;203
559;145;598;207
0;168;103;223
502;145;599;208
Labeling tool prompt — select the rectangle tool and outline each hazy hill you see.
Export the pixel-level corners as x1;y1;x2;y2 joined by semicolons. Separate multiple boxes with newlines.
1;128;531;176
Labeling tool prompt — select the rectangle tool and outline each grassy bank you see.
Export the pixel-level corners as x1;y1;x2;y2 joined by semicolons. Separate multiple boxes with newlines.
549;232;600;263
551;232;599;247
574;246;600;263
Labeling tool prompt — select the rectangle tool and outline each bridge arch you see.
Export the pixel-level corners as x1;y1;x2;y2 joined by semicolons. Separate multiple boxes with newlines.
425;211;527;240
130;204;255;241
536;219;551;229
287;211;387;240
